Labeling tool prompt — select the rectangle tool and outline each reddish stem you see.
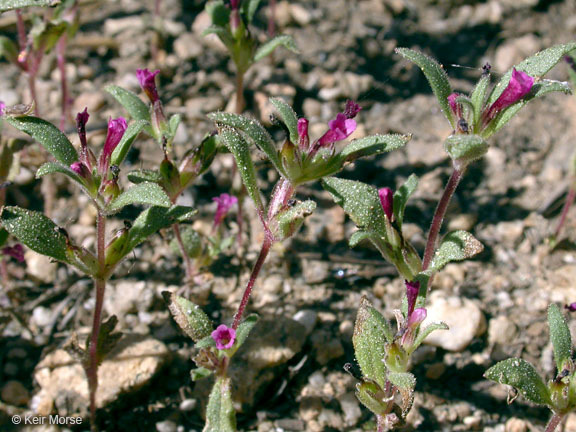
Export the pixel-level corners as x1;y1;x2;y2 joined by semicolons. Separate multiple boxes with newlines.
57;35;70;131
555;186;576;239
88;211;107;430
268;0;276;37
422;168;463;271
235;72;245;115
545;414;563;432
172;223;194;282
15;9;26;52
232;234;272;330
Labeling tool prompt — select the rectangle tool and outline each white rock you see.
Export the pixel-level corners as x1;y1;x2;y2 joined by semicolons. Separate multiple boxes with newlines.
292;309;317;336
423;293;486;351
339;392;362;426
25;250;57;284
488;316;517;346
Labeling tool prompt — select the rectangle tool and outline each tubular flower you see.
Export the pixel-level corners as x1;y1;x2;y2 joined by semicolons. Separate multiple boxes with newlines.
213;193;238;230
405;280;420;318
297;118;310;151
211;324;236;350
378;187;394;221
136;69;160;103
98;117;127;177
482;68;534;126
2;244;25;263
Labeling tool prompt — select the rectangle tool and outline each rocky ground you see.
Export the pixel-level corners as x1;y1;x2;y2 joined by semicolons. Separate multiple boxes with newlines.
2;0;576;431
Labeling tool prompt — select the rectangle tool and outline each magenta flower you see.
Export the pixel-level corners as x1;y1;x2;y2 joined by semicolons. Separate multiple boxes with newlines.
229;0;240;9
317;113;357;147
447;93;463;119
211;324;236;350
98;117;127;176
405;280;420;318
378;187;393;221
2;244;25;263
70;161;91;179
297;118;310;151
566;303;576;312
0;101;5;116
213;193;238;229
401;307;427;348
76;108;93;169
136;69;160;103
483;68;534;125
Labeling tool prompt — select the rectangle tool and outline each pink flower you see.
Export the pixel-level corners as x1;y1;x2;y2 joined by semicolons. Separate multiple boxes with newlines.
401;307;427;348
98;117;127;177
136;69;160;103
2;244;24;263
405;280;420;318
211;324;236;350
483;69;534;125
317;113;357;147
378;187;393;221
447;92;463;119
213;193;238;229
297;118;310;151
0;101;5;116
229;0;240;9
70;161;90;178
566;303;576;312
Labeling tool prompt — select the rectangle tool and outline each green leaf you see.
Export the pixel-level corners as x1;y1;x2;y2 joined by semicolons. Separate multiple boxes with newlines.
275;199;316;240
125;205;196;258
169;114;181;137
204;377;236;432
353;296;391;389
270;97;299;143
1;206;69;263
411;321;448;352
339;134;411;162
387;371;416;416
349;230;378;248
5;116;77;165
230;314;259;354
31;21;67;52
487;42;576;106
485;358;551;406
0;0;53;12
393;174;418;229
0;36;18;64
395;47;454;127
106;182;171;213
444;134;489;166
482;79;572;138
196;335;217;349
216;127;265;216
36;162;83;185
470;74;491;130
127;169;163;184
105;85;150;122
191;367;213;381
162;291;213;342
241;0;261;23
254;35;298;62
208;112;285;177
110;120;148;167
206;0;230;27
355;381;387;416
202;26;234;48
170;227;203;258
322;177;386;236
427;230;483;274
548;304;573;372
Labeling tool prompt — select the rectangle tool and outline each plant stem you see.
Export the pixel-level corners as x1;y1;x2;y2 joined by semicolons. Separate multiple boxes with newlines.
172;223;194;282
235;72;245;115
268;0;276;37
545;413;564;432
15;9;26;53
88;211;107;431
57;35;70;131
231;234;272;330
422;167;463;272
555;185;576;239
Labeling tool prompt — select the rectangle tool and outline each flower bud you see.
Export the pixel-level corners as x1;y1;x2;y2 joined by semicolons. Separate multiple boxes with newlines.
98;117;127;177
136;68;160;103
378;187;393;221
